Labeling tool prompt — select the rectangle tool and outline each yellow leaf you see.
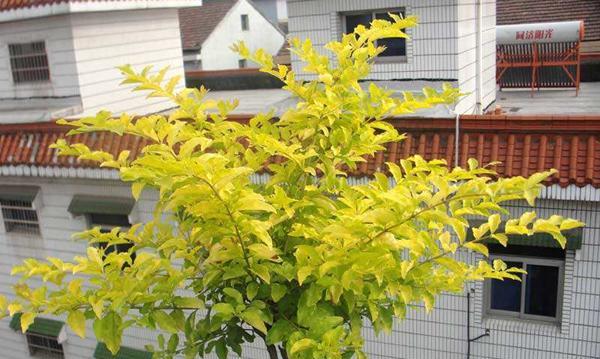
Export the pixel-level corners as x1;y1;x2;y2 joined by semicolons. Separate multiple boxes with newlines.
464;242;489;257
67;311;86;338
20;312;35;333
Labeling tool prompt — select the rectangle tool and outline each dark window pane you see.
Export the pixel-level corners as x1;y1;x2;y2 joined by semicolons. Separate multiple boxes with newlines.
525;264;559;317
345;13;372;34
375;12;406;57
89;213;130;227
490;261;522;312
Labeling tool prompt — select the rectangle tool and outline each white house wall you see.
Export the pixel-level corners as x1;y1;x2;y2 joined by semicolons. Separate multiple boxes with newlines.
455;0;496;114
199;0;285;71
287;0;497;115
0;15;80;100
1;172;599;358
70;9;185;117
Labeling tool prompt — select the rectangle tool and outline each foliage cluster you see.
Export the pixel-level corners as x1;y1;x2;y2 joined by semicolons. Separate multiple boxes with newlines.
0;14;582;359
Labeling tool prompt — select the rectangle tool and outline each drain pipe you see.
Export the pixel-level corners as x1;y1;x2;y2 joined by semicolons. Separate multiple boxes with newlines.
466;288;490;359
454;112;460;168
475;0;484;114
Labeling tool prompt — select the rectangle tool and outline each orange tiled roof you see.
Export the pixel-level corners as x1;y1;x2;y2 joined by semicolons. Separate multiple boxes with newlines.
1;115;599;188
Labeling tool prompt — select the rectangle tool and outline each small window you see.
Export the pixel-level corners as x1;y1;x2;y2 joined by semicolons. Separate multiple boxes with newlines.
88;213;135;261
8;41;50;84
26;332;64;358
0;199;40;235
241;14;249;30
238;59;247;68
344;9;406;60
485;245;564;322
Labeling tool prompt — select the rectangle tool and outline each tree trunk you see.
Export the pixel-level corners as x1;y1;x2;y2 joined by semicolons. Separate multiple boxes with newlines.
266;344;280;359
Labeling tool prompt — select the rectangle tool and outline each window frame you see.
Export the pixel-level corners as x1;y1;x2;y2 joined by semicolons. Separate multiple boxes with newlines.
25;331;65;358
341;8;407;63
238;59;248;68
241;14;249;31
484;254;565;323
8;41;51;85
0;199;41;236
86;213;135;261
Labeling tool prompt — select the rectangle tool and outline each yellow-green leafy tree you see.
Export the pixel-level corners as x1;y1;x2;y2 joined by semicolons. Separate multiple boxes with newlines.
0;15;582;359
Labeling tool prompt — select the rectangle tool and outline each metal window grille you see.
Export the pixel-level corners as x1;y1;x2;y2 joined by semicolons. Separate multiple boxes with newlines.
238;59;247;68
8;41;50;84
0;199;41;235
25;332;64;359
241;14;249;30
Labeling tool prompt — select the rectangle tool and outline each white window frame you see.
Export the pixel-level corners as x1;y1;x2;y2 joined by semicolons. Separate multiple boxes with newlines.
342;8;407;63
484;254;565;323
0;199;41;236
25;331;65;358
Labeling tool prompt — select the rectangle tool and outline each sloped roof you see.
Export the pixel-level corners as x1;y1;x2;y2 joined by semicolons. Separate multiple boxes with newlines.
497;0;600;41
0;0;197;12
179;0;236;50
1;115;599;188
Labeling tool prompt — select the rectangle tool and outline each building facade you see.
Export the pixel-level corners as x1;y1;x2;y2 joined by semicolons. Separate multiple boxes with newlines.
179;0;285;71
286;0;496;114
0;1;599;359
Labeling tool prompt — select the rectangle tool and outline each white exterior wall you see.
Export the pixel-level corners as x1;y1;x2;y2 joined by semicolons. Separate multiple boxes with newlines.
0;172;599;358
455;0;496;114
0;15;80;99
287;0;496;115
70;9;185;117
199;0;285;71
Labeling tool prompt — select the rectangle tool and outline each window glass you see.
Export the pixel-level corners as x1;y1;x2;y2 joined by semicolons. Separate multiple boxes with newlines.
525;264;559;317
490;261;522;312
375;12;406;57
345;13;372;34
241;14;249;30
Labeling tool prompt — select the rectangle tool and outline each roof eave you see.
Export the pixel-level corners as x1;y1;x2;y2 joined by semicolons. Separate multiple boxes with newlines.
0;0;203;23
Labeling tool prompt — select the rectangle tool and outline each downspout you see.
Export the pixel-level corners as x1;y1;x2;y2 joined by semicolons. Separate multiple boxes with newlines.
454;112;460;168
475;0;483;114
466;288;490;359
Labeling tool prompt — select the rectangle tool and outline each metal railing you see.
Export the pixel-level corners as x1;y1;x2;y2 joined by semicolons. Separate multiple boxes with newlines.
0;199;41;235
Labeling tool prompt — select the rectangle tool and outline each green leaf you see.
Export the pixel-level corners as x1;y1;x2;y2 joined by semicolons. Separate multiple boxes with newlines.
224;288;244;304
241;309;267;334
173;297;204;309
266;320;294;344
152;311;178;333
215;340;228;359
213;303;235;317
290;338;316;355
246;283;259;301
271;284;287;302
67;311;86;338
93;312;122;355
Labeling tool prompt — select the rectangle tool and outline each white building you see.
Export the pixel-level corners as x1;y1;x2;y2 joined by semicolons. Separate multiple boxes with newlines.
287;0;497;115
0;0;200;358
0;1;599;359
179;0;286;71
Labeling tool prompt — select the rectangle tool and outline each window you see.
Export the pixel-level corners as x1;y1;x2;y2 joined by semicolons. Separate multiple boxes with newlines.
26;332;64;358
67;195;136;262
238;59;247;68
485;245;564;322
241;14;249;30
9;314;65;359
8;41;50;84
344;9;407;60
88;213;135;262
0;186;41;236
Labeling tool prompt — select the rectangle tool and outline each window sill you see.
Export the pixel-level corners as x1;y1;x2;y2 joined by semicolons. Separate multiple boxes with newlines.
482;316;561;335
374;56;407;64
